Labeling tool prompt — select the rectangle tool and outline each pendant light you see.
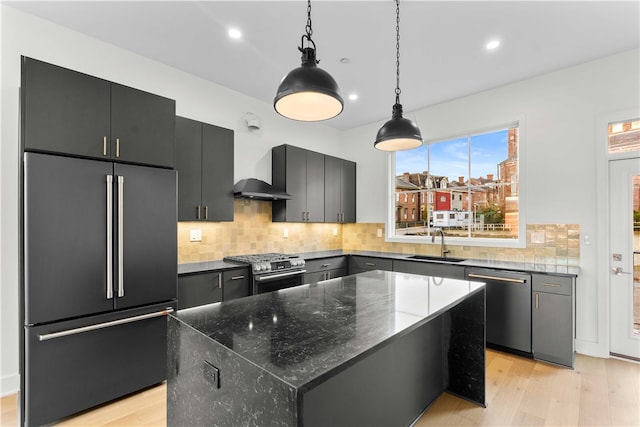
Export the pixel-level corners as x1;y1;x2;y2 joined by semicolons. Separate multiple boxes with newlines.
274;0;343;122
374;0;423;151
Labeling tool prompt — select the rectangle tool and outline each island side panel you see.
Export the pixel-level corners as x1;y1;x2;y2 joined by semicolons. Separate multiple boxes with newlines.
167;316;298;427
301;316;444;427
443;287;486;406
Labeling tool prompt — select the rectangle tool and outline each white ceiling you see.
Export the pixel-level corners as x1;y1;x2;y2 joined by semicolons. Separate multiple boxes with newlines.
5;1;639;130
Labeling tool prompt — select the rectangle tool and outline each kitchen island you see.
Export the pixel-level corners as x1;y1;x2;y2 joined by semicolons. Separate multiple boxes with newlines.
167;270;486;427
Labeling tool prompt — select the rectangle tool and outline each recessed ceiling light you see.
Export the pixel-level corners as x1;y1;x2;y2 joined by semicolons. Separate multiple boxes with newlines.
348;93;358;101
228;28;242;40
486;40;500;50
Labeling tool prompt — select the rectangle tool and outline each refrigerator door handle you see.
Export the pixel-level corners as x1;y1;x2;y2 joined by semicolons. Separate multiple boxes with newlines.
106;175;113;300
117;176;125;298
37;308;174;341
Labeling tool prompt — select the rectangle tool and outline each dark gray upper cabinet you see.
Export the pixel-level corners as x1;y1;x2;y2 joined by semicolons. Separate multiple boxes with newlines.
175;117;202;220
325;155;356;223
21;56;175;168
272;144;325;222
273;144;356;223
175;116;234;222
110;83;175;168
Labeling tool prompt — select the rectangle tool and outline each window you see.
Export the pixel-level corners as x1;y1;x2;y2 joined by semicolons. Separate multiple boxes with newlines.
608;119;640;154
393;124;520;242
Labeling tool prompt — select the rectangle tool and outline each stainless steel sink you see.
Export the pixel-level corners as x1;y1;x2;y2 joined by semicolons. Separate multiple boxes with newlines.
405;255;466;263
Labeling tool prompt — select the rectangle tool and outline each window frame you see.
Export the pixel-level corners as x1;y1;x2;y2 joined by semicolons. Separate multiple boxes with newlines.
386;118;527;248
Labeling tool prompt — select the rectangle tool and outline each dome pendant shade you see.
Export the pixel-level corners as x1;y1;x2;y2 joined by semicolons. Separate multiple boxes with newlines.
274;47;343;122
374;103;423;151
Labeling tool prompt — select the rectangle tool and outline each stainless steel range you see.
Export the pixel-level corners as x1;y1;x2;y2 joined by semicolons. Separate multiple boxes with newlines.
223;253;306;295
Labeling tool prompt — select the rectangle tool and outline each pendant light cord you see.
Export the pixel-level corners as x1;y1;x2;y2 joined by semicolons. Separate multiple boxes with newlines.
306;0;313;39
395;0;401;105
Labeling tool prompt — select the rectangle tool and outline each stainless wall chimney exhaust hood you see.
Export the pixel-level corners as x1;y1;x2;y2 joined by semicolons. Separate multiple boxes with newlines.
233;179;292;201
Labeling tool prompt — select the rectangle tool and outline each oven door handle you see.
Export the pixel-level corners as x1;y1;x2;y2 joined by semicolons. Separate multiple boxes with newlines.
255;270;306;282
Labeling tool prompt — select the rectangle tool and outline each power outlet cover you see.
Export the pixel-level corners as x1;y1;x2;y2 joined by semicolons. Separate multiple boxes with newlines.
190;229;202;242
203;361;220;389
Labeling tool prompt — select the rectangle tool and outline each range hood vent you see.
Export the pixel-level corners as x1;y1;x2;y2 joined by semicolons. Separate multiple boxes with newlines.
233;178;292;201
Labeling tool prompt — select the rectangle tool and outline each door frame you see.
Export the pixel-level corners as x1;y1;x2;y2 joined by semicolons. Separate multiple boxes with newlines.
595;108;640;358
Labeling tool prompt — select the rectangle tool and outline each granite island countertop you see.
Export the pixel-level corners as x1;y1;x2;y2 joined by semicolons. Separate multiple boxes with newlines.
171;270;484;390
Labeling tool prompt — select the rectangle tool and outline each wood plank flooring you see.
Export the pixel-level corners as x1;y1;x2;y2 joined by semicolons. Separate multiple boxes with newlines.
2;349;638;426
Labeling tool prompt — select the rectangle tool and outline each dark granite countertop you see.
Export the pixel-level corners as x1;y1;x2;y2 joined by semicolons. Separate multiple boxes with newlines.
179;250;579;277
178;260;247;275
172;270;484;390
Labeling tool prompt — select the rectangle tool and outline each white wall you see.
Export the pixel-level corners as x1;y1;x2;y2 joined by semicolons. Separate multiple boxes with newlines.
0;5;345;396
344;48;640;358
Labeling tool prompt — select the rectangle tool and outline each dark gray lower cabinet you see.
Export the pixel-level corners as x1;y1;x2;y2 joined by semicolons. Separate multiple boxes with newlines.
348;256;393;274
178;268;249;309
532;274;574;367
304;256;348;283
393;260;465;279
222;268;250;301
178;273;222;309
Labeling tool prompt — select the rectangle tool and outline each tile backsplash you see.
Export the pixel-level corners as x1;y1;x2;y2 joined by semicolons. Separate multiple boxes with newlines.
177;200;342;263
178;200;579;266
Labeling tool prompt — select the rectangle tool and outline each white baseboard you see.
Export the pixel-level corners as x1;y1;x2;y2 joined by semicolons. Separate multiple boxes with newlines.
1;373;19;397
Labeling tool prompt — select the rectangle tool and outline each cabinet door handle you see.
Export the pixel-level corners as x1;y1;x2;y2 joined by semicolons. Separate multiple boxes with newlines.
103;136;108;156
196;206;201;220
321;263;331;268
204;206;209;220
117;176;124;298
306;211;310;221
231;276;245;280
467;273;526;284
535;292;539;309
106;175;113;299
217;273;222;289
365;262;375;266
115;138;120;157
543;283;561;287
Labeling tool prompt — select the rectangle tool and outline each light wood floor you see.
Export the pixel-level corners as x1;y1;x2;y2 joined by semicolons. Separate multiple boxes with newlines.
2;349;638;426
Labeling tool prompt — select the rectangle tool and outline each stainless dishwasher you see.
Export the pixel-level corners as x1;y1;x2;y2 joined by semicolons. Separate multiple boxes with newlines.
466;268;532;354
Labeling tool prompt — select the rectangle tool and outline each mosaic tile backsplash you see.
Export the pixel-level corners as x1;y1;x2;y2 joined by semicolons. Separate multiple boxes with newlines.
178;200;580;266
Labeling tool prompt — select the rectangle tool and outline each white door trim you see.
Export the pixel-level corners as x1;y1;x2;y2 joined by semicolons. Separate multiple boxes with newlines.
593;108;640;358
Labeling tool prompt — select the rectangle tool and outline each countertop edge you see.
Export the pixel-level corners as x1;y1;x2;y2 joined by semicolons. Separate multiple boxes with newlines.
179;250;579;277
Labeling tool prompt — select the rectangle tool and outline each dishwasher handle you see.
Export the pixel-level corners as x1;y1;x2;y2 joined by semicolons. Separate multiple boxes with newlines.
467;272;526;284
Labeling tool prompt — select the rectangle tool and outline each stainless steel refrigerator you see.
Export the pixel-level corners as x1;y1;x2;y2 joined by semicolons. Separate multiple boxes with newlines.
21;152;177;426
